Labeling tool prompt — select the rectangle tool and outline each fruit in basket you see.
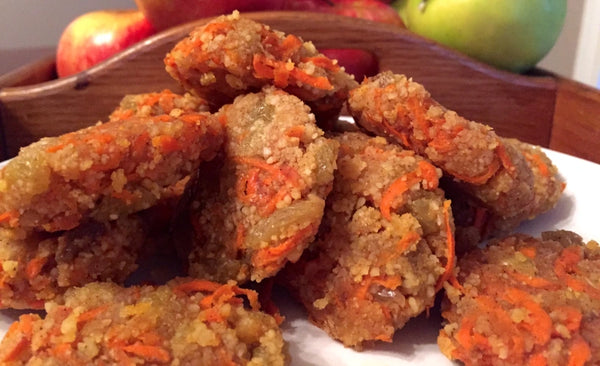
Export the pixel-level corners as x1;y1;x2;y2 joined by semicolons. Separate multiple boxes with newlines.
134;0;286;31
393;0;566;72
56;10;155;77
321;49;379;81
136;0;404;31
284;0;405;26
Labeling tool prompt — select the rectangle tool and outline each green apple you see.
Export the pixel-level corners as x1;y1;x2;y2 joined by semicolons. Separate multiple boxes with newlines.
394;0;566;72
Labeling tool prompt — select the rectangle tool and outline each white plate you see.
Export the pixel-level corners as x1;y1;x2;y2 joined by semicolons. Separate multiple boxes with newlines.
0;149;599;365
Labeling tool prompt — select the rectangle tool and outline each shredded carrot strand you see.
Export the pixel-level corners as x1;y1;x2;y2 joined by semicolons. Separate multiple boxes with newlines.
356;275;402;300
77;305;109;324
381;119;410;147
285;125;305;138
503;287;552;345
525;152;550;177
252;224;315;272
449;275;465;293
455;316;476;352
554;306;582;333
289;68;333;90
396;231;420;253
302;56;340;72
567;335;591;366
121;342;170;363
235;156;282;177
380;160;439;220
49;343;72;359
447;158;500;185
518;246;537;259
200;285;238;310
203;21;232;36
507;271;559;290
1;314;36;362
554;246;600;300
435;200;455;291
234;224;246;253
25;256;47;280
253;54;275;79
417;160;440;189
235;156;302;216
0;211;19;226
528;353;547;366
496;142;515;174
112;348;136;366
151;135;180;153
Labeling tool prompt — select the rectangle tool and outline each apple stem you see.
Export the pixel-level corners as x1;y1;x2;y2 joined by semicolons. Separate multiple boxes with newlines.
418;0;427;12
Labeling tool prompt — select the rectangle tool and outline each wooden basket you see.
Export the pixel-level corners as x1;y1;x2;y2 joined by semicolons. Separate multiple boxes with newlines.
1;11;599;163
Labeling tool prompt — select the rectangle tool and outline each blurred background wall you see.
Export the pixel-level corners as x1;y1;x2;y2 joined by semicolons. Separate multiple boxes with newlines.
1;0;599;88
1;0;134;74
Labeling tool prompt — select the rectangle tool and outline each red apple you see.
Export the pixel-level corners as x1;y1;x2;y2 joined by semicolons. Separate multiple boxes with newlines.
136;0;403;31
135;0;286;31
320;49;378;81
56;10;155;77
284;0;404;26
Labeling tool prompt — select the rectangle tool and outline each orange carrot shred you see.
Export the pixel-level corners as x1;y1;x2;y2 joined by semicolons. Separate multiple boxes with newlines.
121;343;170;363
113;348;136;366
554;306;582;333
77;305;109;324
151;135;180;154
396;231;420;253
290;68;333;90
503;287;552;345
448;157;500;185
528;353;547;366
555;246;600;300
507;271;559;290
0;211;19;227
252;224;315;272
496;142;515;174
567;335;591;366
525;152;550;177
49;343;72;359
519;246;537;259
435;200;455;291
455;316;476;352
200;284;236;309
1;337;29;362
1;314;36;362
449;275;465;293
380;177;417;221
199;283;260;312
285;125;305;138
46;144;67;153
380;161;439;221
203;21;232;36
234;224;246;253
25;256;47;280
302;56;340;72
381;119;411;147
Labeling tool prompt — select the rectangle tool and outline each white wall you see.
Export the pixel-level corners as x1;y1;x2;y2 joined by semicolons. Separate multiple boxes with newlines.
572;0;600;87
538;1;583;79
0;0;136;49
538;0;599;88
